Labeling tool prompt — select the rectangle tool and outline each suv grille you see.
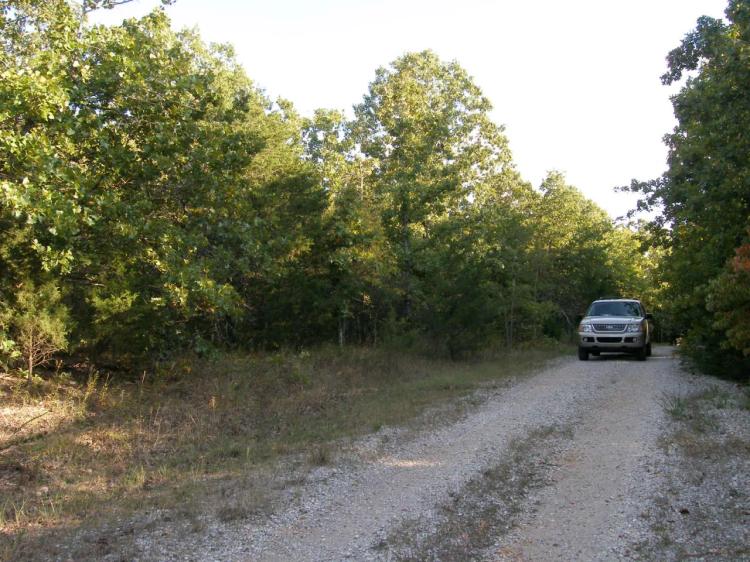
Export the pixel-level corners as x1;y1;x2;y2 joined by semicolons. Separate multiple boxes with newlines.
593;323;625;332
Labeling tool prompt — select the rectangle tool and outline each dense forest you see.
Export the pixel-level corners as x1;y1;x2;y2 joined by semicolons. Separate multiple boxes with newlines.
624;0;750;378
0;0;747;377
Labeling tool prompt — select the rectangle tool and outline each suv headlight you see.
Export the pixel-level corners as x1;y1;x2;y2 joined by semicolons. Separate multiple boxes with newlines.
625;323;642;332
579;324;593;333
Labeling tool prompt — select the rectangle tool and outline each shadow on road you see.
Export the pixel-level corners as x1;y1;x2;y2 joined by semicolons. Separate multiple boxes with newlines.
585;345;674;362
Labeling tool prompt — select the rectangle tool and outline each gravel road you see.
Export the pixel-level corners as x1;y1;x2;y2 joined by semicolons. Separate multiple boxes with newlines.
126;345;742;561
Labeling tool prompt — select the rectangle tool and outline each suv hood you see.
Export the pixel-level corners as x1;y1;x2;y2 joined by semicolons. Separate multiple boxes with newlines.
583;316;643;323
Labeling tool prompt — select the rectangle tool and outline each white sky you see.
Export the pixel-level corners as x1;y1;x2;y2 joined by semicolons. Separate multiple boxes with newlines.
90;0;728;219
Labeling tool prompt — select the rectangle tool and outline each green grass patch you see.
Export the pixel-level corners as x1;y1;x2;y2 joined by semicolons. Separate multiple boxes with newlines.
659;392;689;420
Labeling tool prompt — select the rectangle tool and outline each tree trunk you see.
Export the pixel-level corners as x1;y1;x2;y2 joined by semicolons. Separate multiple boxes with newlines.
508;276;516;348
338;316;346;348
27;331;34;384
401;207;412;319
532;250;544;341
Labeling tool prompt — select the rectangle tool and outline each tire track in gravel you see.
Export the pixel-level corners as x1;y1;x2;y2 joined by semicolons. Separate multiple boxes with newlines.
490;346;689;561
240;356;608;562
134;345;694;561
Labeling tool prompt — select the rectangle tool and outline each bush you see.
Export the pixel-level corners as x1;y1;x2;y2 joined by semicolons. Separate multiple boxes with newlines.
4;282;70;382
0;308;19;371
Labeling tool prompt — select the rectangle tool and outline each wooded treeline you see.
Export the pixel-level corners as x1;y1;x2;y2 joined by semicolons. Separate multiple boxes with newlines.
626;0;750;378
0;0;678;373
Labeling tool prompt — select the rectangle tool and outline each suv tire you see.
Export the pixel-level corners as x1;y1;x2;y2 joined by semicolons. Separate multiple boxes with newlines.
635;346;647;361
578;347;589;361
646;342;652;357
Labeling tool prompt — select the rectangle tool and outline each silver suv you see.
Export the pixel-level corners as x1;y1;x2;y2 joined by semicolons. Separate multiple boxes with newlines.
577;298;652;361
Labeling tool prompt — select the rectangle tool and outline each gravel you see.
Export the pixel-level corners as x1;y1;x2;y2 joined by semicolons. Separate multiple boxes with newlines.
627;377;750;561
81;345;745;562
490;350;684;561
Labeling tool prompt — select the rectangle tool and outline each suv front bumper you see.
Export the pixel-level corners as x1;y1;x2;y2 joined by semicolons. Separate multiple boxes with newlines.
578;333;645;352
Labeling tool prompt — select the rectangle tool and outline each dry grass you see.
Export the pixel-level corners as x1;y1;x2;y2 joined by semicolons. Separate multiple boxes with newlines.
383;424;573;560
0;343;563;558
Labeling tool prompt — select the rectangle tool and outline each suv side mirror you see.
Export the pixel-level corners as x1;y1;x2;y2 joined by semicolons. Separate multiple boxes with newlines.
576;314;583;323
645;313;653;320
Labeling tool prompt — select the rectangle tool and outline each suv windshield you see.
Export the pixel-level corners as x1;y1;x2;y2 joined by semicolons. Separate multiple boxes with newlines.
586;301;642;317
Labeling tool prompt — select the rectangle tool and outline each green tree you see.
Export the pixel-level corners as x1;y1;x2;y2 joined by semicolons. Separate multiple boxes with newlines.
0;302;19;371
528;173;613;331
625;0;750;376
7;282;69;382
0;2;324;359
461;170;536;348
707;236;750;357
353;50;513;331
301;109;390;346
0;2;655;364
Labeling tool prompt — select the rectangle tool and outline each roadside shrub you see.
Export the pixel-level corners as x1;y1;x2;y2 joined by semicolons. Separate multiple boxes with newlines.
679;329;750;382
0;297;19;369
5;282;70;382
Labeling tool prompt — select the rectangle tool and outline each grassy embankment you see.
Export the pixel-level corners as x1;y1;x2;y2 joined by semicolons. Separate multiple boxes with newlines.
0;343;564;556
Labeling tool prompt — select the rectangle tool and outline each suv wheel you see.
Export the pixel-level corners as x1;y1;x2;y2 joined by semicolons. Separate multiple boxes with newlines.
578;347;589;361
646;342;652;357
635;346;647;361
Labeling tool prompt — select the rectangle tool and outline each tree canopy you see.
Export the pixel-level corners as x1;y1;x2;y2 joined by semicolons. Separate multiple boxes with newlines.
0;1;653;371
625;0;750;377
